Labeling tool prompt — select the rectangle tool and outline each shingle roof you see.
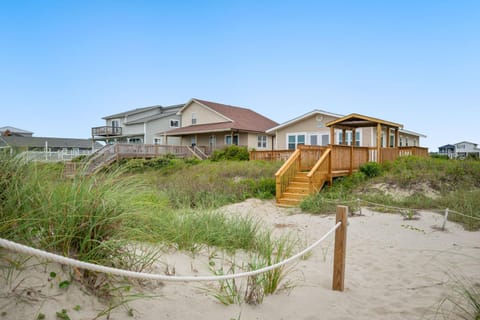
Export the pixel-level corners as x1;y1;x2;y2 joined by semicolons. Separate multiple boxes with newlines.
103;105;163;120
0;136;103;149
126;105;183;124
166;99;278;135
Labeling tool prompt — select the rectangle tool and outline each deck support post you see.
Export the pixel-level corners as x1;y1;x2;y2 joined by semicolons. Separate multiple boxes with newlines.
333;205;348;291
376;123;382;163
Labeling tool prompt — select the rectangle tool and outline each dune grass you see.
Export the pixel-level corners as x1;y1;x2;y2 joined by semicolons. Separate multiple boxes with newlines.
0;155;297;309
300;156;480;229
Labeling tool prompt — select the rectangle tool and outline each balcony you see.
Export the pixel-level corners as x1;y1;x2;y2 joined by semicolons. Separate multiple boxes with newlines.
92;126;122;137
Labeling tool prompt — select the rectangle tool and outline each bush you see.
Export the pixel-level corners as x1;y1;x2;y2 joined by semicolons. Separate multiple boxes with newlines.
210;145;250;161
359;162;382;178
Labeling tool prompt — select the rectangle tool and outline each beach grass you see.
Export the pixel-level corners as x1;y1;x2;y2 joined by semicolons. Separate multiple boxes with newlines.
300;156;480;230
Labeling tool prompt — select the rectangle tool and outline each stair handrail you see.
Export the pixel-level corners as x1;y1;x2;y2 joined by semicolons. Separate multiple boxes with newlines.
193;145;209;160
307;147;332;194
275;148;301;202
187;146;202;160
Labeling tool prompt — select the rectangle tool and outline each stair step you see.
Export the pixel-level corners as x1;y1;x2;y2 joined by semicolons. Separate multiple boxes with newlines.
285;186;310;194
277;198;302;206
281;192;308;200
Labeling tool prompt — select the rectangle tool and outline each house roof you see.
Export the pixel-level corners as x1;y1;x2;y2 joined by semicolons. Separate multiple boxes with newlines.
0;136;103;149
0;126;33;135
438;144;455;149
126;105;183;124
165;99;278;135
399;128;427;138
454;141;478;146
326;113;403;129
266;109;344;133
103;105;163;120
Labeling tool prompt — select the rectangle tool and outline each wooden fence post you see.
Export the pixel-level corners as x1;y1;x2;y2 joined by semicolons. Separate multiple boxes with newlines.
442;208;449;231
333;205;348;291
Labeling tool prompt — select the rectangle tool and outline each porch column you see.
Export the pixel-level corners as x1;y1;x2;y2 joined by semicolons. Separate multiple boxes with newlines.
352;128;356;146
330;126;335;145
386;127;390;148
376;123;382;163
394;128;399;148
342;129;346;145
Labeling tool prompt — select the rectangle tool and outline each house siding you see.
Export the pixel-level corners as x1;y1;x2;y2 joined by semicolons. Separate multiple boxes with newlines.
274;113;339;149
181;101;228;127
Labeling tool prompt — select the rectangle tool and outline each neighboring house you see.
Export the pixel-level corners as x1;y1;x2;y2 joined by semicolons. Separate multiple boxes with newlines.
92;104;183;145
438;141;480;159
267;110;426;150
163;98;278;153
0;126;103;161
438;144;456;159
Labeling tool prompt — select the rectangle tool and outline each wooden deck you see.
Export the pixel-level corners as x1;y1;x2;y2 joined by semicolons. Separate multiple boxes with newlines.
250;145;428;206
65;143;200;176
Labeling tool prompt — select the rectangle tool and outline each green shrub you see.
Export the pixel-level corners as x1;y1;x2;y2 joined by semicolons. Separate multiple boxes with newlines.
210;145;250;161
359;162;382;178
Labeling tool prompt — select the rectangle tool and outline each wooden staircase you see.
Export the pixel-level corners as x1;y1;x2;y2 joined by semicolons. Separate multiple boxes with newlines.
277;172;311;206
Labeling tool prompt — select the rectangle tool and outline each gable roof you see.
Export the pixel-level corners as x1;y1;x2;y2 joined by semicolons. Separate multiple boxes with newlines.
326;113;403;129
454;141;478;146
165;99;278;135
0;136;102;149
266;109;344;133
398;128;427;138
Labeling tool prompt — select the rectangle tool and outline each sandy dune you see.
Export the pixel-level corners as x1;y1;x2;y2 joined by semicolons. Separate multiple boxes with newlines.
1;199;479;319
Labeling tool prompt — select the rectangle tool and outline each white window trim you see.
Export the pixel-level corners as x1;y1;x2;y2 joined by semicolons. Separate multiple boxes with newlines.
286;132;307;149
170;119;180;128
257;135;268;149
191;112;197;125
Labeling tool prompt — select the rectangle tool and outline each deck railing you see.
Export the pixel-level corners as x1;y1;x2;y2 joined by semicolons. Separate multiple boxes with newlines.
249;150;295;161
307;148;332;193
91;126;122;136
275;149;301;202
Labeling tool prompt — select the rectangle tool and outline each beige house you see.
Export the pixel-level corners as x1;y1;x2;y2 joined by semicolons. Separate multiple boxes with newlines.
267;110;425;150
163;98;278;155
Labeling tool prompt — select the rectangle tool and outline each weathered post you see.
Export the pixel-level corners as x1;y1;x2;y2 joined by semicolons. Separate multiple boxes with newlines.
333;205;348;291
442;208;449;231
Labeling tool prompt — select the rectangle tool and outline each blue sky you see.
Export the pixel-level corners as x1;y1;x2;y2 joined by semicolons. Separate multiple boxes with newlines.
1;0;479;150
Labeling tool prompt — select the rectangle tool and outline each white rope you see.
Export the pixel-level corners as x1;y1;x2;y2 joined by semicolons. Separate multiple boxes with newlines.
359;198;480;221
448;209;480;221
0;222;341;283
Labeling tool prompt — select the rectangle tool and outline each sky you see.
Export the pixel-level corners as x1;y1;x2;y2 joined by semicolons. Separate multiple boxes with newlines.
1;0;479;150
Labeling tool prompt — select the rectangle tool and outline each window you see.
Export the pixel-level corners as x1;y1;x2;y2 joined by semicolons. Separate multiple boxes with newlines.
355;132;361;146
170;119;179;128
129;138;142;144
153;137;163;145
338;132;356;145
390;132;395;147
321;134;329;146
310;135;318;146
225;134;239;145
191;113;197;125
257;135;267;148
111;120;119;127
287;134;305;150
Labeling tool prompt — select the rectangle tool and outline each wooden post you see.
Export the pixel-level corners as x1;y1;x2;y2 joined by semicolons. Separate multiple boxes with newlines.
333;205;348;291
376;123;382;163
442;208;449;231
330;126;335;145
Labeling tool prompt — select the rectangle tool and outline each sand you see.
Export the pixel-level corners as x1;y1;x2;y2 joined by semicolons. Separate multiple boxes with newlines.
1;198;479;320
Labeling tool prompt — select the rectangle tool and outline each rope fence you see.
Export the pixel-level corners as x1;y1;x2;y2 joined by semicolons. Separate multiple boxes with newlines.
314;196;480;222
0;222;343;283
